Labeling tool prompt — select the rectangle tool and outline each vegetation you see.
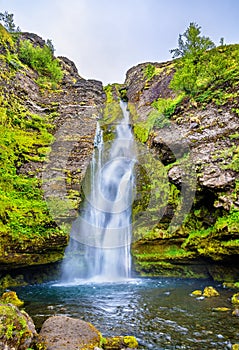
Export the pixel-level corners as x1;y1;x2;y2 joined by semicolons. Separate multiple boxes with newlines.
153;94;184;128
0;97;64;243
170;22;215;59
169;23;239;101
0;23;66;251
19;40;63;86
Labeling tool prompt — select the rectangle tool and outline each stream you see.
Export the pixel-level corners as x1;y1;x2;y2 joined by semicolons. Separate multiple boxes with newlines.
14;277;239;349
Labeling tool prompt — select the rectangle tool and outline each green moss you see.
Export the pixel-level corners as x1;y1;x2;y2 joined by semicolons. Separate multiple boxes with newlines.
0;291;24;307
0;303;33;346
0;24;14;49
123;336;138;348
153;94;185;128
103;335;138;349
0;69;67;259
231;293;239;305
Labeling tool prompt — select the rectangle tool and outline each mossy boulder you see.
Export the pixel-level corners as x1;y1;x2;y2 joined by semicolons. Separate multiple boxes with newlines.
191;290;202;296
203;286;220;297
0;300;37;349
231;293;239;305
39;316;101;349
232;344;239;350
0;274;27;289
103;335;138;349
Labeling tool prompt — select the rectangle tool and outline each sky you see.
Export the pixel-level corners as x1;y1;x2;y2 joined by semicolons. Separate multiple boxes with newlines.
0;0;239;85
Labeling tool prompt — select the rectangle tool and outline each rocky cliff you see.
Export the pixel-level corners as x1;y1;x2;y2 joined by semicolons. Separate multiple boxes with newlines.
0;25;105;285
1;23;239;285
123;53;239;281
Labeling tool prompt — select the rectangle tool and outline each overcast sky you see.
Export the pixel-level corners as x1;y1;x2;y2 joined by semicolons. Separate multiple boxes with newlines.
0;0;238;84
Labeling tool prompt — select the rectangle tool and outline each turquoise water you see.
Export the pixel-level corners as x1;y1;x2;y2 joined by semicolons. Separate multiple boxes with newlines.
14;277;239;349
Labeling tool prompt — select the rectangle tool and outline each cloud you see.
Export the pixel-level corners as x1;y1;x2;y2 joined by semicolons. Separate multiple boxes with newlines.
1;0;239;84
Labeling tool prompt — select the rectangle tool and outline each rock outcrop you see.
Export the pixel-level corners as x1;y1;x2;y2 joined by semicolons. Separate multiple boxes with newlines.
0;292;37;349
0;25;105;285
124;56;239;281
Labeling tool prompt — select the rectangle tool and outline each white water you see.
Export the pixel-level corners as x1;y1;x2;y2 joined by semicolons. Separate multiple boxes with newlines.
62;101;136;283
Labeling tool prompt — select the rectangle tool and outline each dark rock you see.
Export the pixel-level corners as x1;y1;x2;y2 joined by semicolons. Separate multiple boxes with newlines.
19;32;46;48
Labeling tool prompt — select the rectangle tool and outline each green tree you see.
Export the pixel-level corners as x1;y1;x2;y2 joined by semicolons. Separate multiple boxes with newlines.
0;11;20;32
46;39;55;54
170;22;215;60
170;23;215;95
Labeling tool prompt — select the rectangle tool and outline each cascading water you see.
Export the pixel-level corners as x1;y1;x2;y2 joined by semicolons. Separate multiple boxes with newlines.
62;101;136;282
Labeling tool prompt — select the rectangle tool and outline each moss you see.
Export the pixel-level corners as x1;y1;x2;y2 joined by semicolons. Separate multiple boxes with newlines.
0;274;27;289
0;302;34;347
0;24;14;50
0;75;68;263
191;290;202;296
203;286;219;297
0;291;24;307
231;293;239;305
212;307;231;312
103;335;138;349
123;336;138;348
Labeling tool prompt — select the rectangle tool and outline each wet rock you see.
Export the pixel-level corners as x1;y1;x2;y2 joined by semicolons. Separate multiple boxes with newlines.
39;316;101;349
125;55;239;278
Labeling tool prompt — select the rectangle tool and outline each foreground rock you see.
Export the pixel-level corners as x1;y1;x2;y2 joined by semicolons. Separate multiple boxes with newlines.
0;292;37;349
39;316;101;349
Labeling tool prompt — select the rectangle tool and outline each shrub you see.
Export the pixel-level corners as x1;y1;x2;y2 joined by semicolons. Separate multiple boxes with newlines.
19;40;63;84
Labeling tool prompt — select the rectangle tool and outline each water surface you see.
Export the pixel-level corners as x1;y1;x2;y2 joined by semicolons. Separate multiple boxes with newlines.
14;277;239;349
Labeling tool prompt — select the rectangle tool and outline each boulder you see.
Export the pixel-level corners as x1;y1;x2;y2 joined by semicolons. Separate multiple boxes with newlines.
39;316;101;349
231;293;239;305
203;286;220;297
0;302;37;349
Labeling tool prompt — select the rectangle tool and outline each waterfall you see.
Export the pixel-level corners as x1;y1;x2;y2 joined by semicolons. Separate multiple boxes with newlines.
62;101;136;283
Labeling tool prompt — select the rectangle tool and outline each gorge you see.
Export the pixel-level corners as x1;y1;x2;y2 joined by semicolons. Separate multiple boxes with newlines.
1;23;239;349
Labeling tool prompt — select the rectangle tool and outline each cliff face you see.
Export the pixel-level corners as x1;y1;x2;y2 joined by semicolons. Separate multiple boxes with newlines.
0;26;105;281
124;55;239;281
1;23;239;284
